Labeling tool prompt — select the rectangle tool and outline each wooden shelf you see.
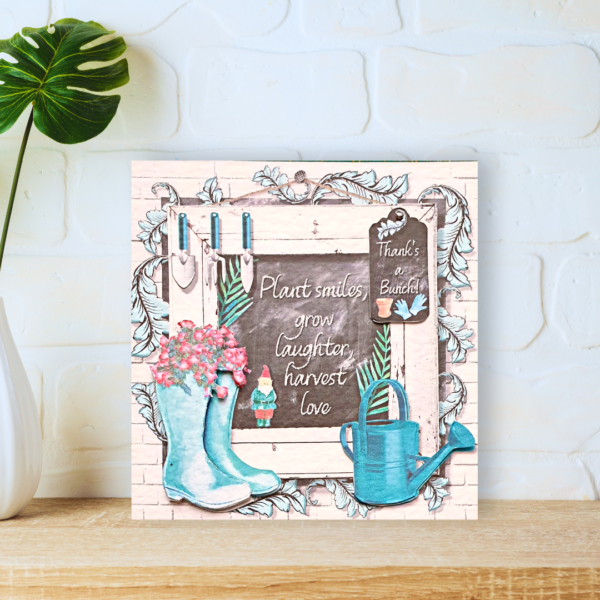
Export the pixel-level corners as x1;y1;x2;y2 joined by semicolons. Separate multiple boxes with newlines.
1;499;599;599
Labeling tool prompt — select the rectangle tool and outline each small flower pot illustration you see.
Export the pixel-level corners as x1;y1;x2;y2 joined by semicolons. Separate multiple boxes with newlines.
376;297;393;318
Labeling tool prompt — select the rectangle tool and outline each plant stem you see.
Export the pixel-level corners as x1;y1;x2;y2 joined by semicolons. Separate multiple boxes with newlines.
0;108;34;271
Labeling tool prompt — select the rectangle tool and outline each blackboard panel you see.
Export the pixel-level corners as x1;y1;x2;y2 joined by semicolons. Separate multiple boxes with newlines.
230;254;380;429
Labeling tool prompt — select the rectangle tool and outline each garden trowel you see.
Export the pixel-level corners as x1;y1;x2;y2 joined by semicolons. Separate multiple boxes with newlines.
205;212;226;290
241;212;254;293
172;213;196;289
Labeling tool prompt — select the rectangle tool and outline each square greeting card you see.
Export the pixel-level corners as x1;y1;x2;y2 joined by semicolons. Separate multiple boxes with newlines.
131;161;478;520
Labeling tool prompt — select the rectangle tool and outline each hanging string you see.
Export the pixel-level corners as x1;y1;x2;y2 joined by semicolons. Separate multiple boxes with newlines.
217;170;389;206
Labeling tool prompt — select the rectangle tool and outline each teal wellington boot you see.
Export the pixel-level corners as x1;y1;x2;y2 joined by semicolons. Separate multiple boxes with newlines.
156;374;252;511
205;372;282;497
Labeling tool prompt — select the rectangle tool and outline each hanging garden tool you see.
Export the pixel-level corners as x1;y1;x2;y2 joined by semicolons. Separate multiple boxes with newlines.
240;212;254;293
205;212;226;289
171;213;196;289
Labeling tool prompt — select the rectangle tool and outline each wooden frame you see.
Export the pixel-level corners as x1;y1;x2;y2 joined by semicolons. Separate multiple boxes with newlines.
167;204;438;478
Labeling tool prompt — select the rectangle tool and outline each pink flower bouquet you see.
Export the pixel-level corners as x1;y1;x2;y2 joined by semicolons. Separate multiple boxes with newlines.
150;321;249;397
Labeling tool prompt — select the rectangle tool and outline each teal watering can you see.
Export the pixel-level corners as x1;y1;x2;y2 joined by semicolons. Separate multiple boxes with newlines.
340;379;475;506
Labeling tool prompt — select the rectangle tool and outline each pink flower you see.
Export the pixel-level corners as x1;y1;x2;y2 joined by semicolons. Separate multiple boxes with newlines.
233;370;246;386
216;386;228;399
155;371;169;385
151;322;249;392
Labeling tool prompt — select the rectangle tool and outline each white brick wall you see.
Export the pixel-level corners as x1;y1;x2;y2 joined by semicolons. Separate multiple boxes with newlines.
1;0;596;501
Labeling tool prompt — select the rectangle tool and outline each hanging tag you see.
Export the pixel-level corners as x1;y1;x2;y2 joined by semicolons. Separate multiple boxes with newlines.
369;208;430;324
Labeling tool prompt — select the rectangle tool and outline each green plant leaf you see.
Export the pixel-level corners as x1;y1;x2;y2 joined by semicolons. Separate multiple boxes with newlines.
218;256;253;328
355;325;392;417
0;19;129;143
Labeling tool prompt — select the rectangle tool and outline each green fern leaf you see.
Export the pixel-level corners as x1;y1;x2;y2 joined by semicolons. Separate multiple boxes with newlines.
354;325;392;417
218;257;253;328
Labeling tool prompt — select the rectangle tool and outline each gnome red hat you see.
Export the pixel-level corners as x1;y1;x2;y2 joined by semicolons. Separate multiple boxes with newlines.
258;365;272;386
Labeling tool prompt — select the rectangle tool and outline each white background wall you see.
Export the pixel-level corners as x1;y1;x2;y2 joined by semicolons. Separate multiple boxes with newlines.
1;0;599;500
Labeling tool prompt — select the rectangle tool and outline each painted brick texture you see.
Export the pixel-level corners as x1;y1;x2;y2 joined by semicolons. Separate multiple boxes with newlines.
0;0;594;508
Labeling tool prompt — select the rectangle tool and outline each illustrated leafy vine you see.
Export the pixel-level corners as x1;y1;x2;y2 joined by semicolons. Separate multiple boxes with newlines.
235;480;307;517
197;176;224;204
253;165;310;204
418;185;473;288
131;256;169;358
306;479;372;518
136;182;180;255
439;372;467;436
423;476;450;512
131;382;166;442
252;165;409;205
437;287;474;364
311;170;408;205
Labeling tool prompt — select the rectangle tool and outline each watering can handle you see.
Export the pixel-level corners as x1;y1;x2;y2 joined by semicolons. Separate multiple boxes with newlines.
340;422;354;462
359;379;409;456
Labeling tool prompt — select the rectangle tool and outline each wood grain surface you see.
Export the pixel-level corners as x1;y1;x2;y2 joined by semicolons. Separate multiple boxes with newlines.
1;499;599;599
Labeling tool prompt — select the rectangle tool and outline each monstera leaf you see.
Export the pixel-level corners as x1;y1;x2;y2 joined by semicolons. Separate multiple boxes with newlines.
0;19;129;143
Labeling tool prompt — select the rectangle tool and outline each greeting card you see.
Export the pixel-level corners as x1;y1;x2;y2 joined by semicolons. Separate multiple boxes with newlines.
131;161;478;520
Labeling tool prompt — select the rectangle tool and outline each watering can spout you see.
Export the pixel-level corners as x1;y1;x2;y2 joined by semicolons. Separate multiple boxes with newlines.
408;422;476;493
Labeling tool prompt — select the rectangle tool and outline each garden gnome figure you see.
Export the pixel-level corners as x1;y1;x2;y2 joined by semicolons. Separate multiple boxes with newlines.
251;366;277;427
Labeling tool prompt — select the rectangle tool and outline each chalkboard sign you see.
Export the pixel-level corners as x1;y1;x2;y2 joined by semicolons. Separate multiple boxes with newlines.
230;254;380;429
369;208;430;324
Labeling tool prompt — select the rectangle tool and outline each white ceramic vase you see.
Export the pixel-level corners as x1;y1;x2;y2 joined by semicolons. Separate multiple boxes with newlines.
0;298;42;520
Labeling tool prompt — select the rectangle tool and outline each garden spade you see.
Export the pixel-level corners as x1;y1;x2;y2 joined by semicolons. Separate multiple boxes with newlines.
172;213;196;289
241;212;254;293
205;212;226;290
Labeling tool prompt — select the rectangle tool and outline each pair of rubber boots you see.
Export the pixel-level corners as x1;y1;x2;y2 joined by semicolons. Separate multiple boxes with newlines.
156;372;281;511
